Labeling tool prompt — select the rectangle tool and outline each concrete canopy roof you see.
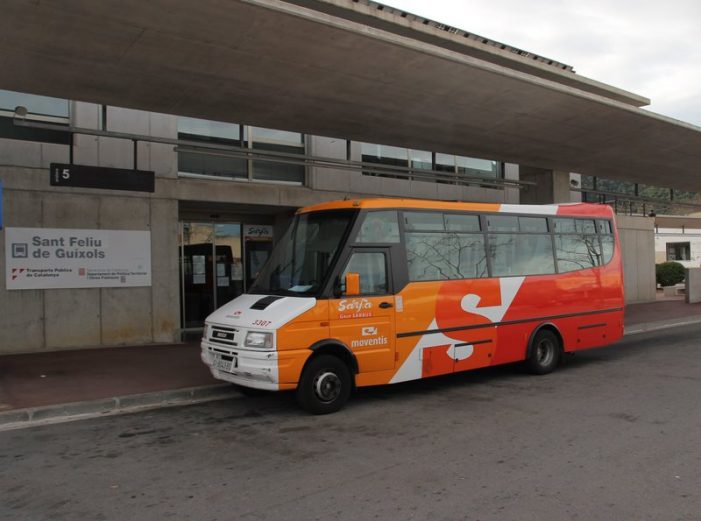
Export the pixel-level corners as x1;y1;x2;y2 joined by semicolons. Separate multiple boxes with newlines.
656;216;701;230
2;0;701;191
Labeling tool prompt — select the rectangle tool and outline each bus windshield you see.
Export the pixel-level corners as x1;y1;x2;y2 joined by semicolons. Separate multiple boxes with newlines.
249;210;355;296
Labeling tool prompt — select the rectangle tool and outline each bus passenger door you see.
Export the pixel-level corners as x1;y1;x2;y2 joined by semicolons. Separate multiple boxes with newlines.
329;249;396;373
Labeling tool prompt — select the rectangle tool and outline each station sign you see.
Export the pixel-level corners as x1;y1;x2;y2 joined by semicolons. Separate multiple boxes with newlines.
50;163;155;193
5;227;151;290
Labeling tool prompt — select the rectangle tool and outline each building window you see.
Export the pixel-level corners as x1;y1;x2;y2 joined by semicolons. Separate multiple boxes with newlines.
0;89;69;120
0;89;71;145
579;176;701;216
362;143;409;170
362;144;437;179
666;242;691;261
362;144;501;184
436;154;500;179
409;149;432;171
177;117;247;180
250;127;305;183
456;156;499;178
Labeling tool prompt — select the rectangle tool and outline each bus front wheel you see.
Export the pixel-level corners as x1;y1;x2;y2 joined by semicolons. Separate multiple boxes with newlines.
526;329;561;375
296;355;352;414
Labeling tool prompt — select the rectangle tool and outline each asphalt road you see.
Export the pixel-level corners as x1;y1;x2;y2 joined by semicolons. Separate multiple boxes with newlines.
2;324;701;521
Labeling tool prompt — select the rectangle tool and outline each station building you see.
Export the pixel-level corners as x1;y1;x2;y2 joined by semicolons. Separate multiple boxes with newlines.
1;0;698;353
0;89;528;352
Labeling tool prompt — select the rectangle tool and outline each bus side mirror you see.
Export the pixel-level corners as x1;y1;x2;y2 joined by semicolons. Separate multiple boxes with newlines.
344;272;360;296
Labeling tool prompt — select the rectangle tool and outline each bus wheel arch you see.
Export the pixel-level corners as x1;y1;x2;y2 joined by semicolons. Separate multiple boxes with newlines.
308;340;359;376
296;341;357;414
525;324;563;375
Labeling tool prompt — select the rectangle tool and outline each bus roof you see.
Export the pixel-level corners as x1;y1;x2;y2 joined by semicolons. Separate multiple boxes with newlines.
297;198;615;218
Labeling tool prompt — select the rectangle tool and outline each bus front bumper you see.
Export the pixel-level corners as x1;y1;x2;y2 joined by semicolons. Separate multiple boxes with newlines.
201;340;280;391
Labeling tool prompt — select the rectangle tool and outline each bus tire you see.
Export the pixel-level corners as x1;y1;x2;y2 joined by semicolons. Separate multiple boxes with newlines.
296;354;352;414
526;329;561;375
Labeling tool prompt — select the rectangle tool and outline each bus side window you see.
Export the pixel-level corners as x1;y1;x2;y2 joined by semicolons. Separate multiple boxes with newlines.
601;235;614;264
341;252;388;295
555;234;602;272
597;220;612;234
356;211;400;243
488;233;555;276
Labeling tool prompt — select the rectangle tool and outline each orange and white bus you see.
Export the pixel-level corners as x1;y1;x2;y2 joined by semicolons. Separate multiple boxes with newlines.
202;199;624;413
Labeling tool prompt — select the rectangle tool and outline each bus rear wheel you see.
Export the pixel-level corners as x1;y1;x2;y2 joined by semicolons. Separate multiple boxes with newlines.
296;355;352;414
526;329;561;375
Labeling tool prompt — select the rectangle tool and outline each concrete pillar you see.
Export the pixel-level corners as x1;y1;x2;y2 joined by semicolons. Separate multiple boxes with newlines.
503;163;520;204
519;166;571;204
616;215;656;303
686;268;701;304
308;136;350;192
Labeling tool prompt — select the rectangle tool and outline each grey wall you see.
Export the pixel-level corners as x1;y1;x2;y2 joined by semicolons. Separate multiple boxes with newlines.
0;168;180;354
519;167;572;204
617;215;656;304
0;102;181;354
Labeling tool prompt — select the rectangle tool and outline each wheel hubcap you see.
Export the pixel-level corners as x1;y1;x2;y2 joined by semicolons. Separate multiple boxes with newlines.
314;371;341;403
536;339;554;366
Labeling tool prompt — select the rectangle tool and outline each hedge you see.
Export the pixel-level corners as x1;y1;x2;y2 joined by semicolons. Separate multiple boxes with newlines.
656;261;686;287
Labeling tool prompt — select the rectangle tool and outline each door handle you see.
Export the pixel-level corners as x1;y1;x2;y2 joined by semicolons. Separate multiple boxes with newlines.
379;301;393;309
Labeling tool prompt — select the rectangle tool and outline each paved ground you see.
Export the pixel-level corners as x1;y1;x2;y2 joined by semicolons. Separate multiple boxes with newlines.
1;323;700;521
625;298;701;326
2;299;701;414
0;343;215;411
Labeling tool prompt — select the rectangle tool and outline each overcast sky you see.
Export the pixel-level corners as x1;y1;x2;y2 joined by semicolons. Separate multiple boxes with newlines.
383;0;701;127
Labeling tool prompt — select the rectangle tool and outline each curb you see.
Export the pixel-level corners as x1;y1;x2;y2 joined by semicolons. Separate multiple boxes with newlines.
0;384;240;431
624;316;701;336
3;317;700;431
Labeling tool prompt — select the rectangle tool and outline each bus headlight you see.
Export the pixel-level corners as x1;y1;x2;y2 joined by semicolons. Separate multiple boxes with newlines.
245;331;273;349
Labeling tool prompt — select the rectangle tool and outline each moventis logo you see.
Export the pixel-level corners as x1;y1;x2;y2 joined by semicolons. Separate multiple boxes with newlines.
352;335;388;348
361;326;377;337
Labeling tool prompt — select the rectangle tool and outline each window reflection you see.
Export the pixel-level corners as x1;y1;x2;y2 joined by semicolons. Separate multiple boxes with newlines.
407;232;487;281
488;234;555;276
555;234;602;272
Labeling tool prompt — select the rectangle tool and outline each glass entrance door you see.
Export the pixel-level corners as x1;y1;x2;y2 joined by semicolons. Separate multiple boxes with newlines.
215;223;244;311
180;222;244;329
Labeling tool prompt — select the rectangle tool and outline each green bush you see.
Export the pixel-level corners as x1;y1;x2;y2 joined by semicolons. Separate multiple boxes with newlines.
656;261;686;287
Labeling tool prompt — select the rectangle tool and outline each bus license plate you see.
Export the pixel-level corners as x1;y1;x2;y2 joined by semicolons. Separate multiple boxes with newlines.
211;353;235;372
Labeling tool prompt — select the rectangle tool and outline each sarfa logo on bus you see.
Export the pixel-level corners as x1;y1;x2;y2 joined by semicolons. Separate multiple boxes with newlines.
338;298;372;319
